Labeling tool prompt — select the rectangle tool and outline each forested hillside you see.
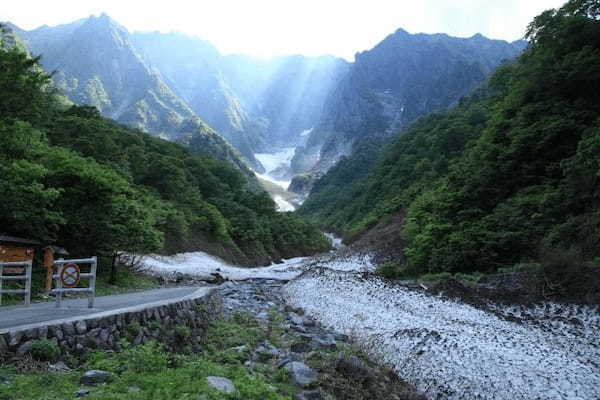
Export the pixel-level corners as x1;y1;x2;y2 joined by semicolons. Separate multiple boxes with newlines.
300;0;600;275
0;37;329;267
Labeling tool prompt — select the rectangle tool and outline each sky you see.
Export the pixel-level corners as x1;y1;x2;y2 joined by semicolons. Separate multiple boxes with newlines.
2;0;567;60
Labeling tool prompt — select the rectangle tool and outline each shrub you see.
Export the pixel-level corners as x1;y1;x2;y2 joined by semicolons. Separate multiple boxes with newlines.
30;339;61;362
375;262;403;280
174;325;191;340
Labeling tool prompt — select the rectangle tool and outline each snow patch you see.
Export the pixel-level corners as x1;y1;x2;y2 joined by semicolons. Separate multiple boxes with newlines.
273;195;295;212
300;127;313;137
255;148;296;175
137;251;308;281
282;268;600;400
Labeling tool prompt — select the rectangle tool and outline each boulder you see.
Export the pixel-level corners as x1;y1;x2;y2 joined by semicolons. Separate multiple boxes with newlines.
284;362;318;387
80;370;111;386
206;376;236;394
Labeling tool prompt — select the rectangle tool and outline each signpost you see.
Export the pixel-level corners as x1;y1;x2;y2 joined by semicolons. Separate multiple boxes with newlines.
52;257;97;309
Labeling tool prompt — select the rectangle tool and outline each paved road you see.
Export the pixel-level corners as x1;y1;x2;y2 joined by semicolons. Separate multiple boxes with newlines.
0;287;202;331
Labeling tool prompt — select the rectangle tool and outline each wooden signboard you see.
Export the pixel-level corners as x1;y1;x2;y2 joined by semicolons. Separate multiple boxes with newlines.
0;245;35;263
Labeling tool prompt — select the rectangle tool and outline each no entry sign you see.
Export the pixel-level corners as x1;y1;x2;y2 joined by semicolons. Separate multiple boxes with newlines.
60;263;81;288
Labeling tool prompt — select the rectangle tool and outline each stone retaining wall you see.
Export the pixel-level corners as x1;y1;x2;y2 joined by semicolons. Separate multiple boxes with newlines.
0;288;222;360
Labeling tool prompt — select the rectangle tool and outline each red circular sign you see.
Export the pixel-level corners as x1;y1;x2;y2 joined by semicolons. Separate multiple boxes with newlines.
60;264;81;288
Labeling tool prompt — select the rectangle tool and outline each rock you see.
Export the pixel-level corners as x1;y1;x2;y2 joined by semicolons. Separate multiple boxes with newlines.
206;376;236;394
334;333;349;342
302;317;316;328
16;340;33;357
49;361;71;372
255;340;280;360
294;389;326;400
75;389;90;397
1;376;12;386
75;321;87;335
291;341;312;353
9;331;23;347
336;355;375;382
310;335;337;350
127;386;141;392
80;370;111;386
288;313;304;325
284;362;318;387
0;335;8;353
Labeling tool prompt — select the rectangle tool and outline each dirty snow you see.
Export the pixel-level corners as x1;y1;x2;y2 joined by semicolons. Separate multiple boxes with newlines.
273;195;295;212
136;250;373;281
282;263;600;400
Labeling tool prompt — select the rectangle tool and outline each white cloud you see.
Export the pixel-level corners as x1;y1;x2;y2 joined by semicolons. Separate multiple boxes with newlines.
1;0;567;60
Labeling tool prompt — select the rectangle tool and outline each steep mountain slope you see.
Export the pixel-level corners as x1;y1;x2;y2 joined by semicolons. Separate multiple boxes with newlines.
291;29;526;175
133;31;349;170
300;0;600;275
10;15;251;173
0;41;330;265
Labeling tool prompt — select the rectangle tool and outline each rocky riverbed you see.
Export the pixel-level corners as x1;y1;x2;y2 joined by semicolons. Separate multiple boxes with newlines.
140;249;600;400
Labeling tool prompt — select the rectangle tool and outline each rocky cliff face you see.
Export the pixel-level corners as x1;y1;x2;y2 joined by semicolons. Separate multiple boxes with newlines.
292;29;527;175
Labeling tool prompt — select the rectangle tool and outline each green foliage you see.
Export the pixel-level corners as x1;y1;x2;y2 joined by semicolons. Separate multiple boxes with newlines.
375;262;404;280
29;339;61;362
174;325;191;340
302;0;600;277
0;43;326;266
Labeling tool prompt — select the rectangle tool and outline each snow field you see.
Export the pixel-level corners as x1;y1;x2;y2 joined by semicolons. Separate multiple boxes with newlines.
282;266;600;400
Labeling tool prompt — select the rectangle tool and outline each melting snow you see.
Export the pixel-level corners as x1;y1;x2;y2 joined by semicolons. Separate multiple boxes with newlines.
138;252;308;281
282;263;600;400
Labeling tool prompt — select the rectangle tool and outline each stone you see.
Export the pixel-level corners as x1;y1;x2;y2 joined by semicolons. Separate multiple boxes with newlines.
206;376;236;394
290;342;312;353
334;333;349;342
49;361;71;372
302;317;316;328
9;331;23;347
294;390;326;400
75;389;90;397
50;326;64;341
255;340;280;360
127;386;141;393
75;320;87;335
0;335;8;353
310;335;337;350
284;362;318;387
16;341;33;357
288;313;304;325
80;370;111;386
62;322;75;336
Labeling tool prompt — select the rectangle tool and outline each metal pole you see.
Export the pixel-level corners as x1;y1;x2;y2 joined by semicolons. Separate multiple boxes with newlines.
0;264;3;307
55;259;63;308
88;256;97;308
24;261;32;306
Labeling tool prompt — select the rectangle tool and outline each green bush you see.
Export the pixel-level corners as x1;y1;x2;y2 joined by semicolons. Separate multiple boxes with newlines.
375;262;404;280
30;339;61;362
174;325;191;340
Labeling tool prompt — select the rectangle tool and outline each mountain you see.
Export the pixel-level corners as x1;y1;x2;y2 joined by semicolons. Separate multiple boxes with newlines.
8;15;252;173
132;31;349;171
299;0;600;276
291;29;527;175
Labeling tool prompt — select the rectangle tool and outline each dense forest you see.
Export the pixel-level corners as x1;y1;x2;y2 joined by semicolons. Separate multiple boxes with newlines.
299;0;600;275
0;36;329;267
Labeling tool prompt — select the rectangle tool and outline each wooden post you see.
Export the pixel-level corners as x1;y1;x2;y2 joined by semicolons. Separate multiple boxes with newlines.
43;247;55;293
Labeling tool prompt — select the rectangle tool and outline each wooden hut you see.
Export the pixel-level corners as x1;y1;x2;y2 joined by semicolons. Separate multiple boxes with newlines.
0;235;68;291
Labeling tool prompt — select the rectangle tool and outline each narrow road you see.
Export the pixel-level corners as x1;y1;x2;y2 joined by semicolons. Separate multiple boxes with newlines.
0;287;204;332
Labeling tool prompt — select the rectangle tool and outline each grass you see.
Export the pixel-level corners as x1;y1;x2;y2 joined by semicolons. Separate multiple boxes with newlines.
0;313;296;400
